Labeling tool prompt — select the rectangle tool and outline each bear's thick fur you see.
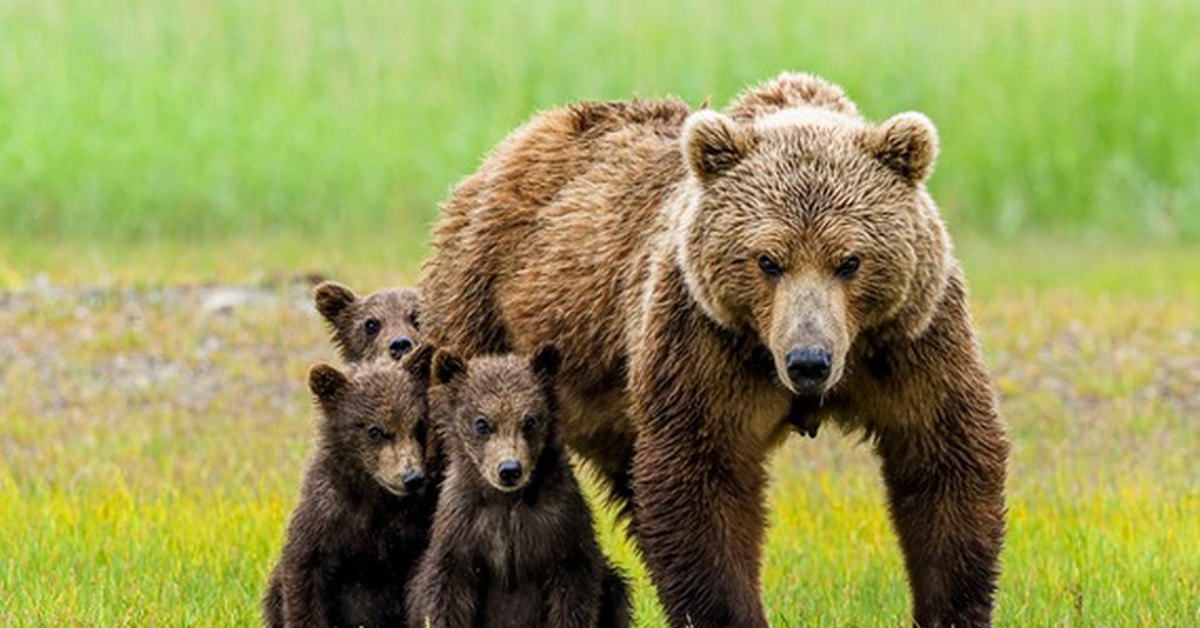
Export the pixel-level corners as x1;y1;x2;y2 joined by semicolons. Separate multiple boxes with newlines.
406;345;630;628
419;73;1008;627
314;281;422;363
262;347;440;628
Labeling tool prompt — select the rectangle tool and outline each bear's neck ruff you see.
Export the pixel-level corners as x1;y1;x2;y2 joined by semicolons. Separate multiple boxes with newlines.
669;183;739;329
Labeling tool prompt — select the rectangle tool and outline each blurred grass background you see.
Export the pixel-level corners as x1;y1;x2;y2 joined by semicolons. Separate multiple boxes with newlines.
2;0;1199;257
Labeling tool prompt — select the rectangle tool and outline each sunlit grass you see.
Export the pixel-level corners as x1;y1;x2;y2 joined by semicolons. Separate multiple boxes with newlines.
1;246;1197;624
2;464;1195;624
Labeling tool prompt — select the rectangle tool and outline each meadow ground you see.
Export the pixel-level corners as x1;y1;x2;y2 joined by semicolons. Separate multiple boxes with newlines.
1;238;1197;626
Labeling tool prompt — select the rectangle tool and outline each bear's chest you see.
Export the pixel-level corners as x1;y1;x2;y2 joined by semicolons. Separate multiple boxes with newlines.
473;502;562;587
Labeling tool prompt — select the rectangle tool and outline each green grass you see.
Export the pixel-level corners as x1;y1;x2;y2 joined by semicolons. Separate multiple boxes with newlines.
2;0;1200;248
2;246;1198;625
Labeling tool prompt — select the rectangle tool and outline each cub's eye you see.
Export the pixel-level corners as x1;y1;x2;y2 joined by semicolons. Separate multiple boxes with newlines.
364;318;382;336
366;426;386;442
521;416;539;435
835;256;861;280
757;255;782;279
473;418;492;436
410;312;420;330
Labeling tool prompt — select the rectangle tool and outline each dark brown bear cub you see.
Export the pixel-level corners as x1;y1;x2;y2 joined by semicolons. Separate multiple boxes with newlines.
263;346;440;628
406;345;630;628
314;281;422;363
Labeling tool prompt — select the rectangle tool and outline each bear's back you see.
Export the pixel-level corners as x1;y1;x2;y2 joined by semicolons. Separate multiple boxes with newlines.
420;98;692;378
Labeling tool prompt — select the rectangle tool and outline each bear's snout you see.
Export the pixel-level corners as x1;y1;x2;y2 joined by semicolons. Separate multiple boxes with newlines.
389;337;414;360
497;460;523;487
785;346;832;388
401;468;426;492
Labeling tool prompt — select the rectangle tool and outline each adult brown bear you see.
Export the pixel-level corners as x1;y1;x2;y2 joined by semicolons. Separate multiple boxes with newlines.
420;72;1008;627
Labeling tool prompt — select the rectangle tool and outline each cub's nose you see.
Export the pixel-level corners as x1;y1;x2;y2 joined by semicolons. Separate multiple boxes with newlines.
786;346;832;385
401;468;426;492
497;460;523;486
389;337;414;360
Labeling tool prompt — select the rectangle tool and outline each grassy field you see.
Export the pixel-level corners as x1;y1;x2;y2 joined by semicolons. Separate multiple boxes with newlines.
1;245;1198;625
2;0;1200;252
2;0;1199;625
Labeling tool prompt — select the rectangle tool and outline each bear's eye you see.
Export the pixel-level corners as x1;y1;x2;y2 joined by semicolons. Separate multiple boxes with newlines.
521;416;539;435
473;417;492;437
367;425;386;443
757;255;783;279
364;318;382;336
410;311;420;330
835;256;861;280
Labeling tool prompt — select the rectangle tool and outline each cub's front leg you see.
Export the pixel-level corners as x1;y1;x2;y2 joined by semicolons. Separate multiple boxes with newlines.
406;543;479;628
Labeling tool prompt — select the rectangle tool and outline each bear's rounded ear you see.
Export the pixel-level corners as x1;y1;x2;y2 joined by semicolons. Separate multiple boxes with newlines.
862;112;939;183
401;343;435;381
530;343;560;381
433;350;467;386
313;281;358;320
682;110;754;181
308;363;350;403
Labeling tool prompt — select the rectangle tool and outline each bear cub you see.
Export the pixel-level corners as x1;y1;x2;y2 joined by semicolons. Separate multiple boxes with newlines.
263;346;441;628
314;281;422;363
407;345;630;628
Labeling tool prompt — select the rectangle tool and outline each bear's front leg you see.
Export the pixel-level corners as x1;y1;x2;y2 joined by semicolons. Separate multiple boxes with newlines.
405;545;479;628
631;415;771;628
543;552;603;628
278;553;331;628
874;383;1008;627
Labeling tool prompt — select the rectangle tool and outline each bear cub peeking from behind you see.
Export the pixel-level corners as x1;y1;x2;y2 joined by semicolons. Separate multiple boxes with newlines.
406;345;630;628
314;281;422;364
262;346;441;628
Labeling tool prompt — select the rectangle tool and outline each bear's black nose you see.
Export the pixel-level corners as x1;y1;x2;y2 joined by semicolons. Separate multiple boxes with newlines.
402;468;426;492
786;346;832;385
389;337;414;360
497;460;523;486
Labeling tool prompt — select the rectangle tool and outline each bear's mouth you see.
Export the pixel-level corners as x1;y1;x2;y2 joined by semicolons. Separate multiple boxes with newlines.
786;375;834;397
486;471;532;494
377;477;417;498
488;479;528;493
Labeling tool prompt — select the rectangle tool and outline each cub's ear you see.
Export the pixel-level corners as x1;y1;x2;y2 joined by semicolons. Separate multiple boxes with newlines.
308;363;350;404
682;110;755;181
433;350;467;386
313;281;358;321
861;112;939;183
401;343;435;381
530;343;561;381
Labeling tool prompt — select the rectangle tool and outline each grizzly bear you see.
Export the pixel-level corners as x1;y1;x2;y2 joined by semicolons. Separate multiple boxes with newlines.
262;346;440;628
314;281;422;363
418;72;1008;627
406;345;630;628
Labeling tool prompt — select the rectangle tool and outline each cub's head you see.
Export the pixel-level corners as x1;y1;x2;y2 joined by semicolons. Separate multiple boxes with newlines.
308;345;438;498
675;73;950;397
314;281;422;364
431;345;560;494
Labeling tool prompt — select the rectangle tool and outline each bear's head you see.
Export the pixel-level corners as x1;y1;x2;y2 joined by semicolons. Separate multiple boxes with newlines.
675;73;949;397
313;281;422;364
308;345;439;498
431;344;561;494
